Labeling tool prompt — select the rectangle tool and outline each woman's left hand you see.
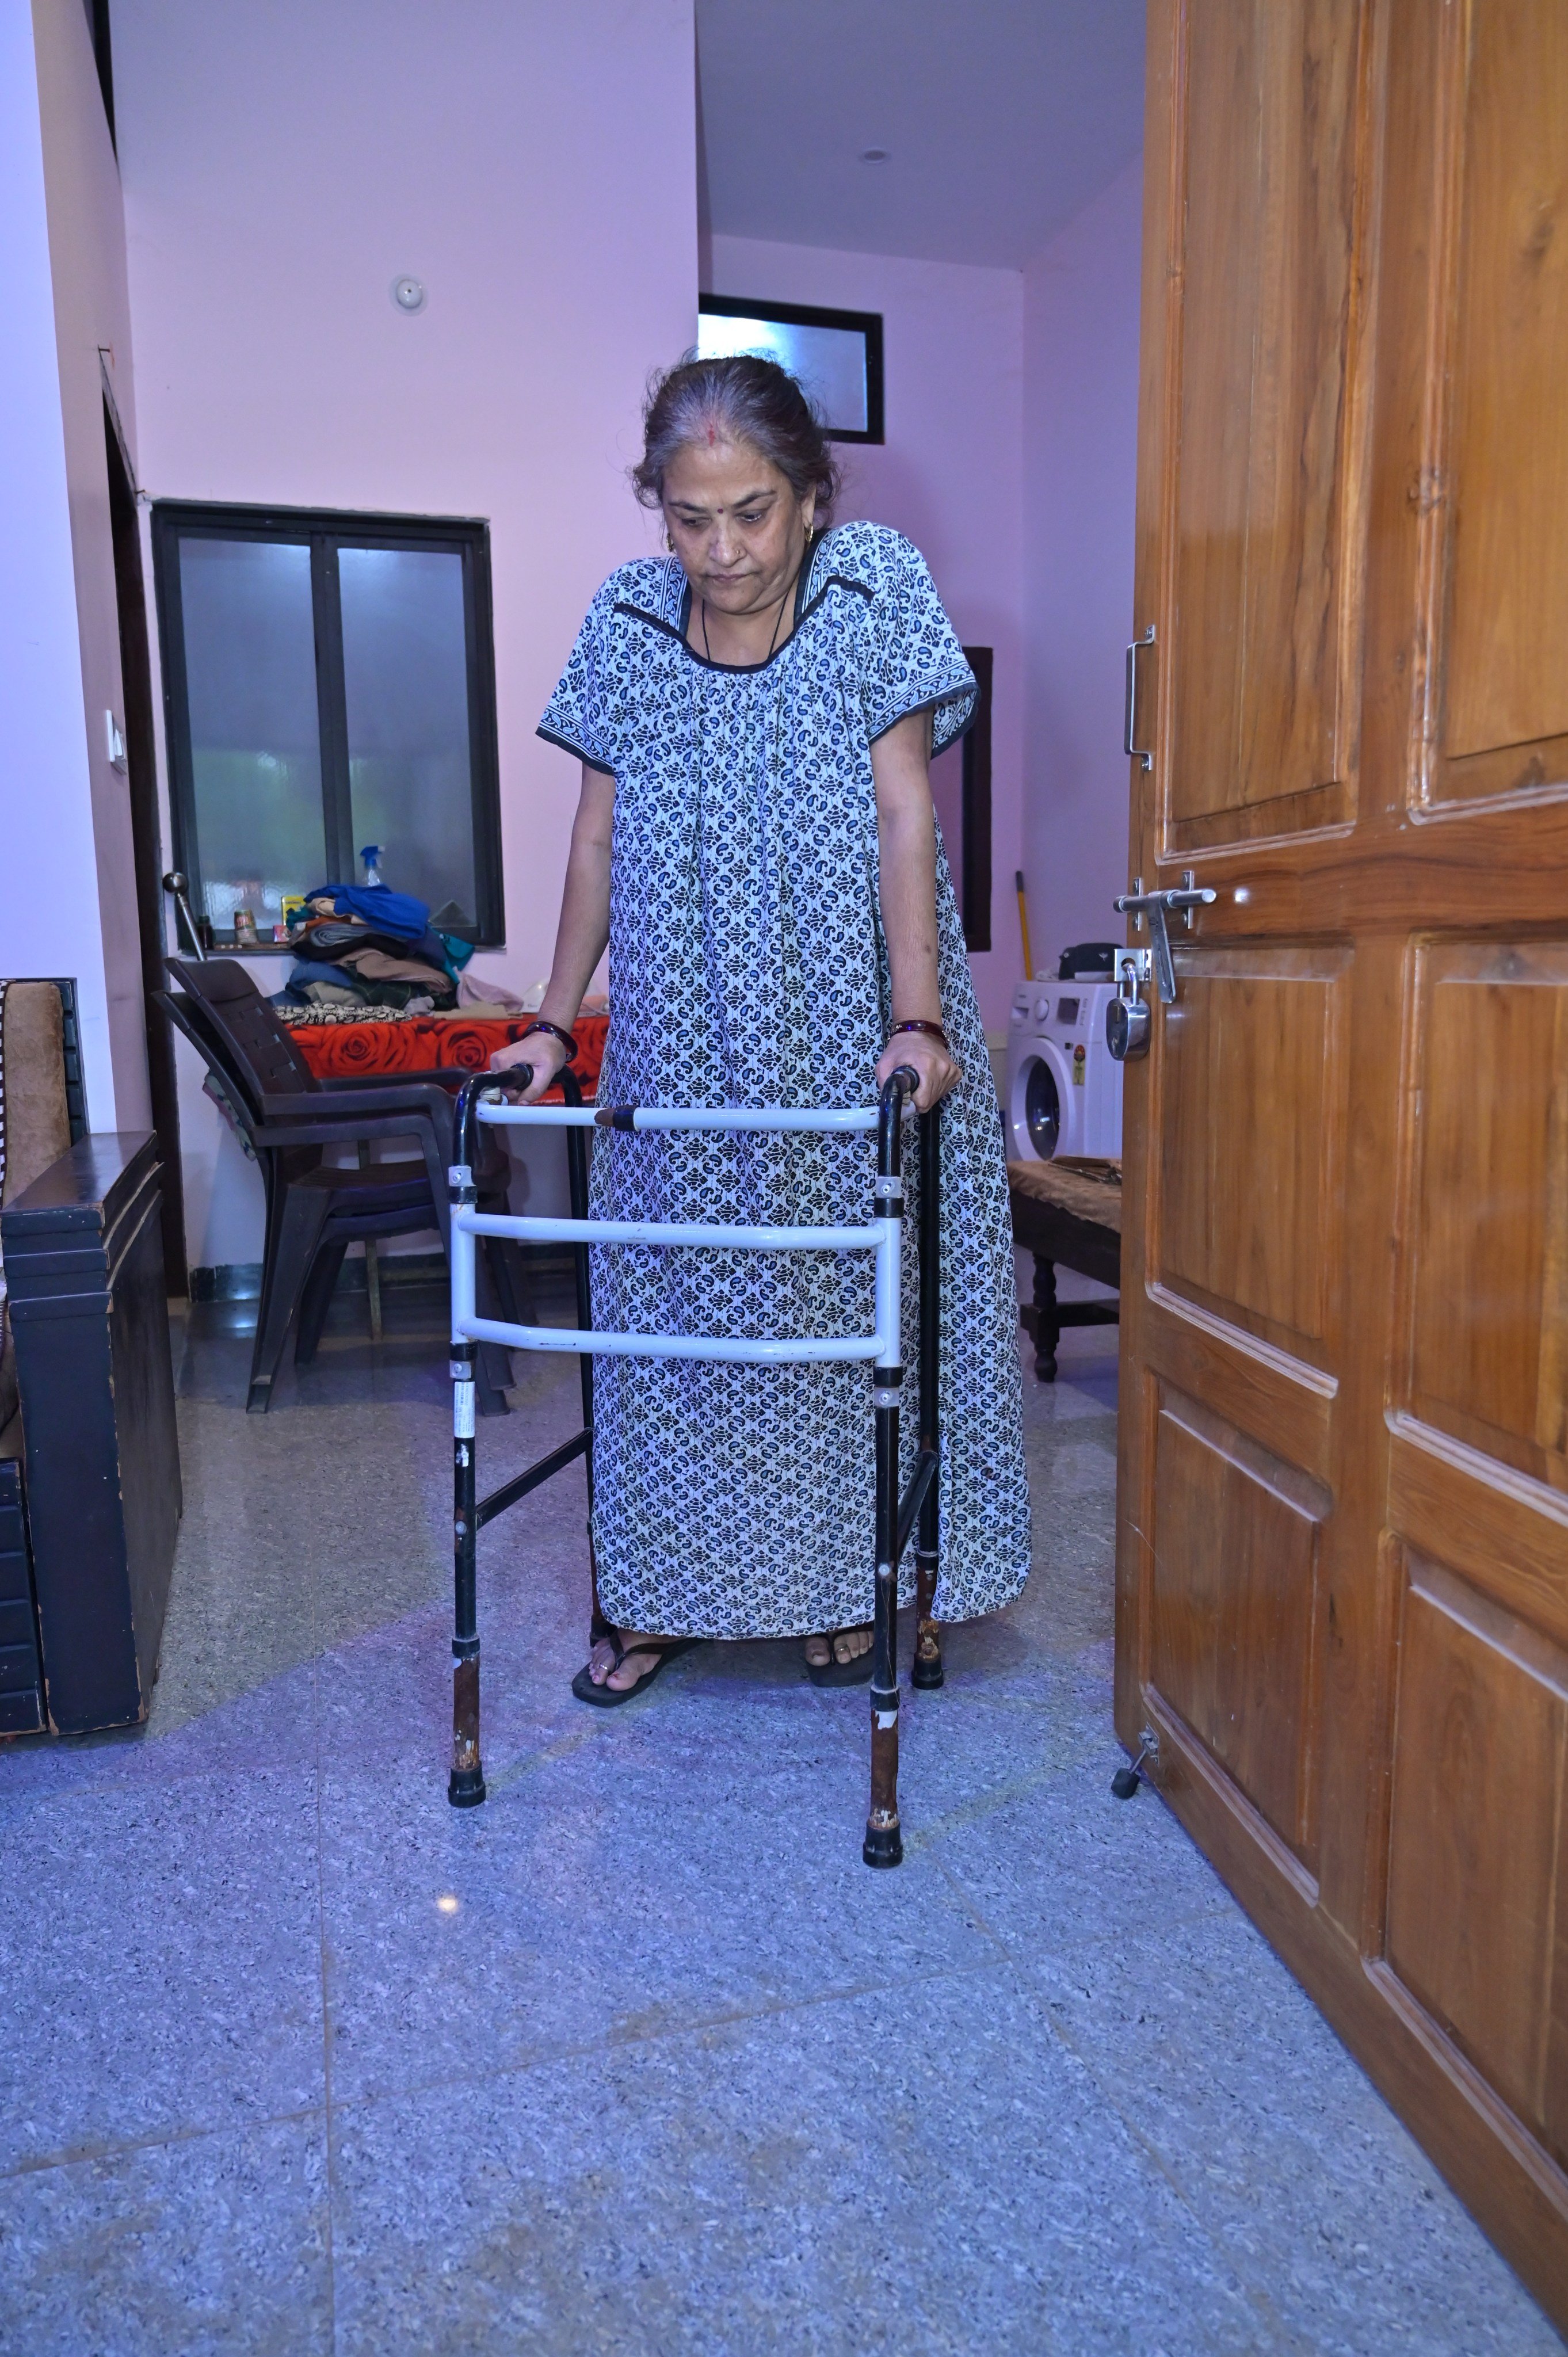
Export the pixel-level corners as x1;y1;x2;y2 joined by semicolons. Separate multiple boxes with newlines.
875;1028;961;1114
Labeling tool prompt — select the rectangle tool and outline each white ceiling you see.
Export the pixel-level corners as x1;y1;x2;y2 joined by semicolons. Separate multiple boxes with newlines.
696;0;1146;272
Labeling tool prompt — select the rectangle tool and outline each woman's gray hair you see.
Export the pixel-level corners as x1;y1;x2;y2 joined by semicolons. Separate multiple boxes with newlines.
631;352;841;519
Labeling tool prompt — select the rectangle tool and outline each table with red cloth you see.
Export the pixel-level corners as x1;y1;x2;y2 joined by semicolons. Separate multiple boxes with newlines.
291;1011;608;1095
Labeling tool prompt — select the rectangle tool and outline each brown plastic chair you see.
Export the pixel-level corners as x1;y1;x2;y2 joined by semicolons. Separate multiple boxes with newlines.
160;958;524;1413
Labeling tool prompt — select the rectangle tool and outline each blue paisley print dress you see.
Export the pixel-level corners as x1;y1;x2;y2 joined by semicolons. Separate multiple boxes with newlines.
539;521;1030;1639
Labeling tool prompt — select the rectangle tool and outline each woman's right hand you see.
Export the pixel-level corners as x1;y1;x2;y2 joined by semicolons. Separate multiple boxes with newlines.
490;1025;570;1103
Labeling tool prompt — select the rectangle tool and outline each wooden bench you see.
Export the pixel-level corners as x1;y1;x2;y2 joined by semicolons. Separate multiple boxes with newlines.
1006;1157;1121;1382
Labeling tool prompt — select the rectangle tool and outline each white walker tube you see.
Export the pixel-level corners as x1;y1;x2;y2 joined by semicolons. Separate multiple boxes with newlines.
875;1218;902;1370
457;1211;878;1254
450;1206;478;1338
476;1103;879;1134
460;1315;882;1366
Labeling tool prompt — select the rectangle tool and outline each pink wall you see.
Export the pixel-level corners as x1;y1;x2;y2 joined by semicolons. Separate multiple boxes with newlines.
112;0;699;1265
708;234;1025;1035
1020;157;1143;981
2;0;144;1127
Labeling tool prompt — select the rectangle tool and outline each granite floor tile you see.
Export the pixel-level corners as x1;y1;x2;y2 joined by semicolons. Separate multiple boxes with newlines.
1016;1913;1561;2355
328;1968;1273;2357
0;2115;331;2357
0;1768;325;2173
315;1745;998;2103
2;1292;1556;2351
923;1757;1234;1952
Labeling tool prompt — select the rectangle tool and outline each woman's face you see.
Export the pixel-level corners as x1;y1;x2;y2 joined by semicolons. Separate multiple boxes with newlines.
661;438;814;615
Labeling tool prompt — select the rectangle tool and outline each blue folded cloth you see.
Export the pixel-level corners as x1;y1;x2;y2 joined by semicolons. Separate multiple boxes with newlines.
303;882;431;942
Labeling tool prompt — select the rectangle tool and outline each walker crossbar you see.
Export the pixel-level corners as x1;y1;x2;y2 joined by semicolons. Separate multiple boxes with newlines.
444;1062;942;1866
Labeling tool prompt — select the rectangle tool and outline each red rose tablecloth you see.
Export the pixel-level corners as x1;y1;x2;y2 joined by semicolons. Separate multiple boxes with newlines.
291;1012;608;1096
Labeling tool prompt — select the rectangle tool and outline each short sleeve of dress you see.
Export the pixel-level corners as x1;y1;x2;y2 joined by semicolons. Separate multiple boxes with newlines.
857;533;978;756
537;584;620;775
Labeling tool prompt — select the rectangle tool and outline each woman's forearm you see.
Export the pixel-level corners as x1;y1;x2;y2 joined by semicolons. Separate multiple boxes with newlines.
540;765;613;1026
872;712;943;1023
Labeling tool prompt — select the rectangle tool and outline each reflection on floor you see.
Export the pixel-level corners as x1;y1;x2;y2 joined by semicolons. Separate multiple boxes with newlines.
1;1264;1558;2355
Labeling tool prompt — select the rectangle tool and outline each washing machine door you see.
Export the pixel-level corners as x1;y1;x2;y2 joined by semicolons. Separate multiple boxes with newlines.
1008;1044;1069;1161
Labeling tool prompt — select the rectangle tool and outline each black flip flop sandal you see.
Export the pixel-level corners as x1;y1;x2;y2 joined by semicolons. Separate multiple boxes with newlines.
571;1634;703;1708
806;1627;875;1688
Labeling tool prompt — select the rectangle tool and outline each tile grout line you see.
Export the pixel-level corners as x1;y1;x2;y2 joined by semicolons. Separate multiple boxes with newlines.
0;1950;1012;2191
0;2103;329;2183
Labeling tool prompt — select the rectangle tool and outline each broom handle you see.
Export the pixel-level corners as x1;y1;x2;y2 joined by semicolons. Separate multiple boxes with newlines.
1015;869;1035;981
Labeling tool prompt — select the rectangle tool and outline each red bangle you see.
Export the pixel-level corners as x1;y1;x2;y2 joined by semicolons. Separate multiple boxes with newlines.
520;1017;578;1061
887;1019;949;1050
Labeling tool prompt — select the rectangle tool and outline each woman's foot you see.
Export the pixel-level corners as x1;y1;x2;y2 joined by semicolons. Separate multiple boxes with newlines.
585;1628;673;1694
804;1626;872;1673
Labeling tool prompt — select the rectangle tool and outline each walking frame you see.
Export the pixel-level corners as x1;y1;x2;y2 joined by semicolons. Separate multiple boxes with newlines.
445;1061;944;1866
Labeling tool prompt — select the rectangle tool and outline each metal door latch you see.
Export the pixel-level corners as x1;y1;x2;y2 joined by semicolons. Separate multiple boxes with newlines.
1113;871;1216;1004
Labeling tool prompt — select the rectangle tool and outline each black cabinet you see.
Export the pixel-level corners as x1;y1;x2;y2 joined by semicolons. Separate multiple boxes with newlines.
2;1134;181;1732
0;1453;44;1734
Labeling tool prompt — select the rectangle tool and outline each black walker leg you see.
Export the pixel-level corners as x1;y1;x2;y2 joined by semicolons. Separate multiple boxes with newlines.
865;1365;903;1867
444;1063;593;1809
566;1115;605;1649
913;1103;944;1690
449;1332;484;1807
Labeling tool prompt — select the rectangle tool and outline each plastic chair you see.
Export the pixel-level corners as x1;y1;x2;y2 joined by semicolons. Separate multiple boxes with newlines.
159;958;525;1413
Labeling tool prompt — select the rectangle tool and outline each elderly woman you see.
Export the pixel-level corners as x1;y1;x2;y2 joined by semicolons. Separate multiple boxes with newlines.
495;354;1029;1698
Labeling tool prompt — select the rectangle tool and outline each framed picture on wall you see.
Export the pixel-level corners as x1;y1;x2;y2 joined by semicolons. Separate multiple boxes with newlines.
697;295;885;443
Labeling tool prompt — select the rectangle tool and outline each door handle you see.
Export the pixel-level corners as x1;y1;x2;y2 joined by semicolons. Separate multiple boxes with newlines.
1124;626;1155;771
1113;874;1216;1004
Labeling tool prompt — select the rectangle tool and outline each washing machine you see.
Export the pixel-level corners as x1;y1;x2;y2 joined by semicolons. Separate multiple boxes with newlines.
1004;943;1123;1163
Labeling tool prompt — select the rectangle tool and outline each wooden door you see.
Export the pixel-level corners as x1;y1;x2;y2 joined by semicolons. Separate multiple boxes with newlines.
1119;0;1568;2321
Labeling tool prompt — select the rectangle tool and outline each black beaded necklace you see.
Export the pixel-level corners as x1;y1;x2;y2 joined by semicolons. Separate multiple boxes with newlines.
701;531;812;666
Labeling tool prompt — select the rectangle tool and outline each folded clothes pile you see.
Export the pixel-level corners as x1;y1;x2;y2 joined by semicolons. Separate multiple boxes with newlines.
270;884;475;1015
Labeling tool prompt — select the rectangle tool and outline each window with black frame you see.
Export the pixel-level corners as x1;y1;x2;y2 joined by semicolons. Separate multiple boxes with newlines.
151;504;503;947
697;296;884;443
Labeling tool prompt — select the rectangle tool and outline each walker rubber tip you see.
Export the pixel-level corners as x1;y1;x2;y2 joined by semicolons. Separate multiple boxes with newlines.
862;1822;903;1868
448;1768;487;1808
911;1654;945;1691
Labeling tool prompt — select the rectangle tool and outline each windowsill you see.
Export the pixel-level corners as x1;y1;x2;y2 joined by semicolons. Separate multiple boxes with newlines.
193;939;494;955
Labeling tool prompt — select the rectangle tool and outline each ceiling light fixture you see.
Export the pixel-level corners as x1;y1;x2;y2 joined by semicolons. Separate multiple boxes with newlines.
859;147;890;164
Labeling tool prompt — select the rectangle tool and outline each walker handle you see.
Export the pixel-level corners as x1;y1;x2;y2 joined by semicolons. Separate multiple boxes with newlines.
452;1062;585;1172
877;1065;921;1178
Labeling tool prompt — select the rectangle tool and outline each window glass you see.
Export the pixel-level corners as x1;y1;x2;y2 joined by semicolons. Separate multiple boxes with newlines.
697;312;869;436
339;546;476;931
156;506;502;946
178;538;324;934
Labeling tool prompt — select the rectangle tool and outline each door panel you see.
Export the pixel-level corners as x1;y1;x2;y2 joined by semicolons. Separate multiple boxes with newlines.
1406;941;1568;1490
1165;0;1371;849
1426;5;1568;805
1158;946;1349;1359
1385;1552;1568;2164
1389;1423;1568;1658
1147;1294;1336;1485
1150;1394;1327;1870
1123;0;1568;2321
